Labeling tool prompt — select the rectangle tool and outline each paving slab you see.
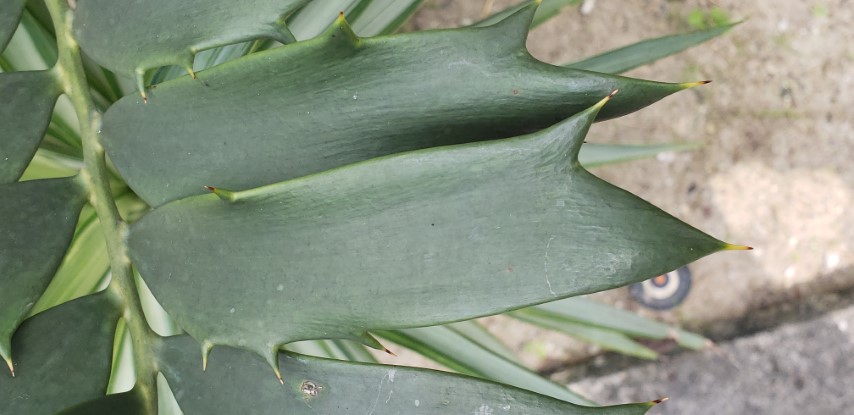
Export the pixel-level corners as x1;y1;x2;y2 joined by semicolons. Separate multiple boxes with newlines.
568;304;854;414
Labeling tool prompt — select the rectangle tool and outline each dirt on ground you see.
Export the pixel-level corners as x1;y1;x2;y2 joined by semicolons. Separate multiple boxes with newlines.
393;0;854;375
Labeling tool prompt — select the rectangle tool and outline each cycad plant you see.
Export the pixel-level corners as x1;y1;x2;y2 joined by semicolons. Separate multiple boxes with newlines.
0;0;747;413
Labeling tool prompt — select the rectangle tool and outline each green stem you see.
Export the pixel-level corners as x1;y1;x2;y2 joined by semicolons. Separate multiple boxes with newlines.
45;1;157;412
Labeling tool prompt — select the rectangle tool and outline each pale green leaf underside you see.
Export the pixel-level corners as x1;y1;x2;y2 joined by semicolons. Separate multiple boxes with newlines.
509;309;658;360
157;335;655;415
578;142;699;168
130;99;729;369
0;0;26;53
0;293;120;414
475;0;581;28
72;0;311;79
0;70;62;183
347;0;425;36
534;297;708;349
102;3;692;206
0;177;87;364
566;23;738;74
378;325;595;406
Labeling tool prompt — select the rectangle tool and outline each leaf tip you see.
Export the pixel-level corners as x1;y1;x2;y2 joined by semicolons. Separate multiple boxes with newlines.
680;80;713;89
4;356;13;377
201;340;213;371
204;185;237;202
723;243;753;251
594;89;619;109
651;397;669;405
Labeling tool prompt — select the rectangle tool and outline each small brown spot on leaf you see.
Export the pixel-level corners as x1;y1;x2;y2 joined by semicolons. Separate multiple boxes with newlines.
512;88;519;95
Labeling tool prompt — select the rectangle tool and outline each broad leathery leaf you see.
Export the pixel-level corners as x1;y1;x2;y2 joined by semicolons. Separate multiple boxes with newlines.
72;0;311;89
130;95;742;373
534;297;709;350
157;335;658;415
566;22;738;74
0;293;121;414
578;142;700;168
0;70;62;183
377;326;595;405
508;309;658;360
55;390;147;415
475;0;581;28
0;0;26;52
0;177;87;366
103;3;701;207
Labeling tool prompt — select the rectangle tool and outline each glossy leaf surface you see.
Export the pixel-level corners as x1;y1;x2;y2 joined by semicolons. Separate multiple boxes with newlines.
0;294;120;414
566;23;737;74
157;335;655;415
102;4;695;206
0;177;87;364
130;97;732;369
0;70;62;183
73;0;311;81
0;0;26;52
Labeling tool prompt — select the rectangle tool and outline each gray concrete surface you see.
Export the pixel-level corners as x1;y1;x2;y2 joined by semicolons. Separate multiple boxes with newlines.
568;304;854;414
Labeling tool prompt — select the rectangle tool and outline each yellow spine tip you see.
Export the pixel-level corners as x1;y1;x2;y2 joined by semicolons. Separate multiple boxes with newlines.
337;11;345;22
534;0;543;5
680;80;713;89
141;91;148;104
201;341;213;371
723;243;753;251
274;368;284;385
651;397;669;405
5;356;14;377
594;89;619;109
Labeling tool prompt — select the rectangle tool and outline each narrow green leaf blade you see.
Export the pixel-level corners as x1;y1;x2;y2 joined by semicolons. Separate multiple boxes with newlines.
55;390;147;415
288;0;361;40
131;97;737;368
103;4;697;206
73;0;311;85
509;309;659;360
0;294;121;414
566;23;738;74
534;297;709;350
348;0;424;36
578;142;700;168
378;326;596;405
0;177;87;364
0;0;26;52
29;205;110;315
157;335;656;414
475;0;581;28
446;320;518;362
0;70;62;183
